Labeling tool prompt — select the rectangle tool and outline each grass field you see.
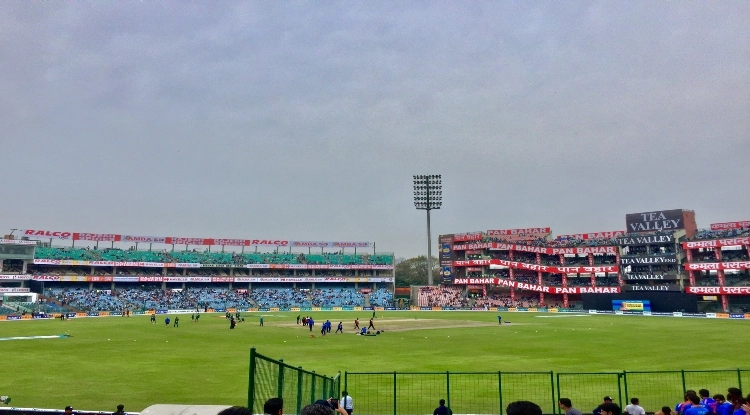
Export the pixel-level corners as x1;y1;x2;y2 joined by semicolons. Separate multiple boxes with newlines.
1;311;748;413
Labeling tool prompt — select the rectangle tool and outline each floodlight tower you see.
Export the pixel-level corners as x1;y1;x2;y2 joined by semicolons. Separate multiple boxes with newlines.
413;175;442;285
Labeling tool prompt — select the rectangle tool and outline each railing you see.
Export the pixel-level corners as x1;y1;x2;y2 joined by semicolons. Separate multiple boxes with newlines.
343;369;748;415
248;348;340;415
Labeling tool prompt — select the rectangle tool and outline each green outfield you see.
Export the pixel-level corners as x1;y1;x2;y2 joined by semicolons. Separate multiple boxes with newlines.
1;311;747;412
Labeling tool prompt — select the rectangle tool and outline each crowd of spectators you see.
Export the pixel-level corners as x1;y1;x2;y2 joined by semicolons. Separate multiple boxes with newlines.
39;285;394;311
418;286;468;308
623;245;675;256
251;288;310;308
310;288;364;307
472;294;547;308
369;288;394;307
485;235;620;248
691;227;750;241
47;286;255;311
33;246;394;265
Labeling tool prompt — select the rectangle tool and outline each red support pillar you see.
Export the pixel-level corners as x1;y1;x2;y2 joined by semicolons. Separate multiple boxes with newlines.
538;271;544;306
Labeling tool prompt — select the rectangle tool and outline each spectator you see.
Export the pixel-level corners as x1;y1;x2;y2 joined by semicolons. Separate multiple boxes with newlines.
341;391;353;415
715;395;733;415
264;398;283;415
699;390;717;413
218;407;251;415
685;395;708;415
625;399;646;415
600;403;622;415
595;397;615;415
560;398;582;415
433;399;452;415
507;401;542;415
113;405;126;415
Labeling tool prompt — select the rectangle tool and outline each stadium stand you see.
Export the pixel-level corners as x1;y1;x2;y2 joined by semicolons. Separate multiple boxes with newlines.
369;288;393;307
418;286;468;308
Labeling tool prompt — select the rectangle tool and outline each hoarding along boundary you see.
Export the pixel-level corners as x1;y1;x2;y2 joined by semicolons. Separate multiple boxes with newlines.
3;308;750;321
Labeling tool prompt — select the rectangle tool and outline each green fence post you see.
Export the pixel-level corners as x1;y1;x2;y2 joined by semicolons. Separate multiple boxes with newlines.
311;371;317;403
393;371;397;415
617;373;623;409
555;373;561;415
338;372;341;397
248;347;256;411
623;371;628;403
550;371;556;415
738;369;743;392
344;371;348;395
296;367;304;415
681;370;686;394
323;375;328;401
498;371;503;415
446;371;451;410
278;359;285;399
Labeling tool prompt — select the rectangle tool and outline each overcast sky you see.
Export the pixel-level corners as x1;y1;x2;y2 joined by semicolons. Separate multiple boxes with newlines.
1;2;748;257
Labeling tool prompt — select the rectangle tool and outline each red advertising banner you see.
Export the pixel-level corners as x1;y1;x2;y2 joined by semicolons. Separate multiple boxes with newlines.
20;228;370;248
32;275;61;281
686;286;750;295
682;237;750;249
685;261;750;271
21;229;74;239
211;239;248;247
453;232;483;242
453;277;620;294
166;237;212;245
453;259;618;274
30;259;394;271
486;228;551;236
557;231;626;240
710;221;750;231
486;228;551;241
453;242;617;255
73;233;121;242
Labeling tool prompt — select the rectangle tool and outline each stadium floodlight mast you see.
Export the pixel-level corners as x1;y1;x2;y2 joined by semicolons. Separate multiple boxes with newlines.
413;174;442;285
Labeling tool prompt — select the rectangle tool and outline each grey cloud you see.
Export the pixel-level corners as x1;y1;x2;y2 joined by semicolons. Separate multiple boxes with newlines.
1;2;748;256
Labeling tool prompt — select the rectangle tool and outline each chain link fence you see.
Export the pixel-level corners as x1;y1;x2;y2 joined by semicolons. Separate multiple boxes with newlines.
248;348;340;415
341;369;746;415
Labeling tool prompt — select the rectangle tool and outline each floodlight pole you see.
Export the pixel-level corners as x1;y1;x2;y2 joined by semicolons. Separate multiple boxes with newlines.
426;207;433;285
413;175;442;286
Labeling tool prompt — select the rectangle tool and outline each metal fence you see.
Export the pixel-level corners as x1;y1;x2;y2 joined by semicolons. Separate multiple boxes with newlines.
343;369;748;415
248;348;340;415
